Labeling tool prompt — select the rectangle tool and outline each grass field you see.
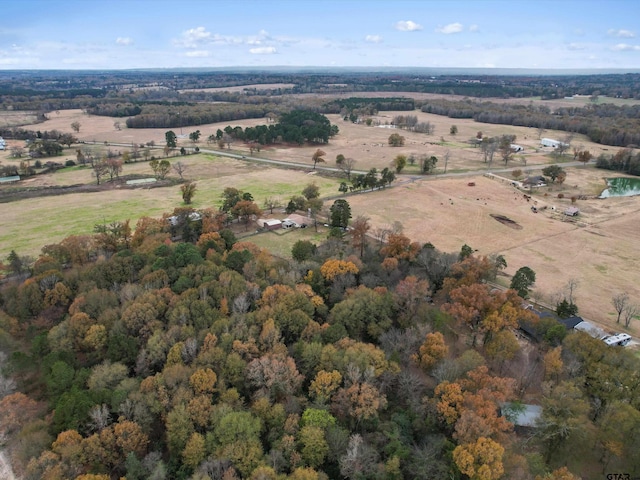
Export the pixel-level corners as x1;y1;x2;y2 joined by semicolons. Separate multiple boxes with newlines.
246;226;329;260
0;153;340;259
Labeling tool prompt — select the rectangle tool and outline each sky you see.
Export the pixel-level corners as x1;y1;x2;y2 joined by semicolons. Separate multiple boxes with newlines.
1;0;640;71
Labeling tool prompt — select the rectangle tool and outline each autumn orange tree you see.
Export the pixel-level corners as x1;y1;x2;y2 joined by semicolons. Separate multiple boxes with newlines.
453;436;505;480
320;258;359;282
434;365;515;444
380;233;420;261
412;331;448;372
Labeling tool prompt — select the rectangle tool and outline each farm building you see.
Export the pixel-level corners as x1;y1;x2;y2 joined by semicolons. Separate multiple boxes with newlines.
540;138;568;148
558;316;584;330
0;137;5;150
574;320;608;340
0;175;20;184
510;144;524;152
564;206;579;216
259;219;282;231
523;176;547;187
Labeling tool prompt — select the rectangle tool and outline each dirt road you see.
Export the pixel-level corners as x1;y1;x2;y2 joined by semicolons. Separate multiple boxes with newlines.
0;451;17;480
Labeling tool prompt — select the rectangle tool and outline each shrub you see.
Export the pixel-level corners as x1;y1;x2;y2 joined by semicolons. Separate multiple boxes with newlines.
557;193;564;198
65;160;76;167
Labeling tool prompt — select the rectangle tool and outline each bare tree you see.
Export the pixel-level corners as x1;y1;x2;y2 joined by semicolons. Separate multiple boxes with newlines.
10;146;24;158
612;292;629;324
623;303;638;328
71;121;81;133
338;157;357;180
555;133;573;157
373;226;392;245
565;278;579;305
263;196;282;214
88;404;111;431
172;161;187;180
222;133;233;150
443;150;451;173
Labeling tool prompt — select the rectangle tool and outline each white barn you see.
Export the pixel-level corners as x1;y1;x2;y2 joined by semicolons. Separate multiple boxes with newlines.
541;138;568;148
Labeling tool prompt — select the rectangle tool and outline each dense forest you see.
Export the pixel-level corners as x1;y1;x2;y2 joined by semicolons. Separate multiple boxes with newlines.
420;99;640;148
1;199;639;480
215;111;339;145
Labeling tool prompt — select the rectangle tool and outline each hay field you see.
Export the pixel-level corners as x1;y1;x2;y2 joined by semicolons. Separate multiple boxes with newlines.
21;109;612;175
345;168;640;333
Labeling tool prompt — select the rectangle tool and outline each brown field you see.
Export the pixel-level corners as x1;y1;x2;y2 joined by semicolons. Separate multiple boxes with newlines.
16;108;613;174
345;168;640;334
0;111;40;128
5;108;639;335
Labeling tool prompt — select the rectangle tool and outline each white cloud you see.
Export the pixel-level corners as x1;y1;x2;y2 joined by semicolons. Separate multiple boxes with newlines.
469;24;478;32
179;26;211;48
249;46;277;54
394;20;423;32
365;35;382;43
567;42;586;51
608;29;635;38
612;43;640;51
116;37;132;46
436;22;463;34
185;50;209;57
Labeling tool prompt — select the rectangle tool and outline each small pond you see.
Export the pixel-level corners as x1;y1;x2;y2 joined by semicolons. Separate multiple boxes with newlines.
599;177;640;198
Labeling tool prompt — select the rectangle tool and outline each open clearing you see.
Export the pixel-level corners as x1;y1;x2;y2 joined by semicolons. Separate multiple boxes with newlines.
3;109;639;334
345;167;640;333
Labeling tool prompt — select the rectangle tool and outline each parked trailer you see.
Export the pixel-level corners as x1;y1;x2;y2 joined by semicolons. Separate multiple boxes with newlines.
603;333;632;346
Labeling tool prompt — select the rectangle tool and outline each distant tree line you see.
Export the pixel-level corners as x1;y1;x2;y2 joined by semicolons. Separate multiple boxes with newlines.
596;148;640;176
391;115;435;134
420;99;640;147
219;110;338;145
325;97;415;115
0;127;76;145
124;102;282;129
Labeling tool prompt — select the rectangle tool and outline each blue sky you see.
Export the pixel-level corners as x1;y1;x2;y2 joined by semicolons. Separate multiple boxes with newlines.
1;0;640;70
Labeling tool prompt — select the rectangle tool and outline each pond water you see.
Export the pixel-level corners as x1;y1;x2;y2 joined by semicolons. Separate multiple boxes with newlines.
599;177;640;198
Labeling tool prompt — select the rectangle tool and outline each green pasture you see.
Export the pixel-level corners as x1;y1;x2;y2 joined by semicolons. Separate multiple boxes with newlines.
0;153;342;259
245;227;330;260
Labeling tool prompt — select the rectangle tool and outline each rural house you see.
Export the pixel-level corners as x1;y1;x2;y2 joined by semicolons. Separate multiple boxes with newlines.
523;176;547;187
